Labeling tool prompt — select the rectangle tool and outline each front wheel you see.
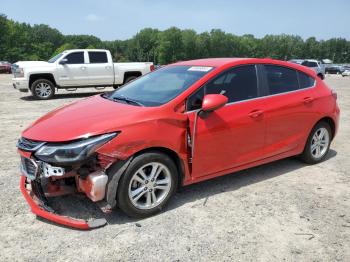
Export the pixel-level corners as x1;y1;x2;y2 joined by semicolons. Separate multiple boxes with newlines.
31;79;55;100
300;122;332;164
117;152;178;218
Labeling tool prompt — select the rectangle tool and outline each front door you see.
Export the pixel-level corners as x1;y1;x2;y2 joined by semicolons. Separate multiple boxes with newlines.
57;51;89;86
186;65;266;178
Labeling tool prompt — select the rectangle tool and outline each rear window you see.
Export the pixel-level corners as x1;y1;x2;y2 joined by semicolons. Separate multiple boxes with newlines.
302;61;318;67
298;72;315;89
264;65;299;95
89;52;108;63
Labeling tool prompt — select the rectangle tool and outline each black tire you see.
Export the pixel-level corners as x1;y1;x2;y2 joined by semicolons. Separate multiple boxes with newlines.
31;79;55;100
317;74;325;80
124;76;138;84
300;121;332;164
117;151;178;218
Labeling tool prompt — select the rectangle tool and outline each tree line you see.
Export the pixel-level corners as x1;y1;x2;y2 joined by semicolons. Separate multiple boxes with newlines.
1;14;349;64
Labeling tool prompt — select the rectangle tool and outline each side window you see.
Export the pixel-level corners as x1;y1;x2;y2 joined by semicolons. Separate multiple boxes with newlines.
89;52;108;63
186;65;258;111
298;71;315;89
205;65;258;103
186;86;205;111
264;65;299;95
64;52;84;64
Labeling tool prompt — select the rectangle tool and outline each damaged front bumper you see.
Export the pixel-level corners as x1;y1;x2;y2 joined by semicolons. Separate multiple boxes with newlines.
18;150;109;230
20;175;107;229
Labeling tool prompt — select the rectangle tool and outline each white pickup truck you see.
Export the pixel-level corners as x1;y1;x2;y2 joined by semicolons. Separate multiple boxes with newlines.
12;49;154;99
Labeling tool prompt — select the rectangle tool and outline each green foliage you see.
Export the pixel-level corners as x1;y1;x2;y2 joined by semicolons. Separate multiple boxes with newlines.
0;14;349;64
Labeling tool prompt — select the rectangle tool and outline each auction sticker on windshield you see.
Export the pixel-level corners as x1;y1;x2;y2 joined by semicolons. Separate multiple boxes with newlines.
187;66;213;72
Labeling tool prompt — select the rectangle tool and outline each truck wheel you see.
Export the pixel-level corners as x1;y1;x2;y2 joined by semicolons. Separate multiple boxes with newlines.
31;79;55;100
124;76;138;84
117;151;178;218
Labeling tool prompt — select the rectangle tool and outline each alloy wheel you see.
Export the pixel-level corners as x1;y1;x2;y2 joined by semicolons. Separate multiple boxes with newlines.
310;127;330;159
34;82;52;98
128;162;172;210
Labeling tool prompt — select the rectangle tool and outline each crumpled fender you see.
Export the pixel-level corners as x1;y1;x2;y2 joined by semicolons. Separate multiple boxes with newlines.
105;156;134;208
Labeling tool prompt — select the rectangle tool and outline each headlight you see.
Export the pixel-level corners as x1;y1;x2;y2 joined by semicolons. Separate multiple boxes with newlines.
15;67;24;77
35;133;117;165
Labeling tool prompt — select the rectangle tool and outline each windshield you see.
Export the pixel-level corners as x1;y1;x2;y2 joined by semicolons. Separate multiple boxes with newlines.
48;53;64;63
107;65;214;106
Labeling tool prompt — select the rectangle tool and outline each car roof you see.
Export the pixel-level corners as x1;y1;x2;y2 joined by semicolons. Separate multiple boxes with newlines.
172;57;316;76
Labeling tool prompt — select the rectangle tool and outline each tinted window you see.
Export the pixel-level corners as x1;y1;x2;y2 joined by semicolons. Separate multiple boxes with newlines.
89;52;108;63
298;72;315;89
187;65;258;111
65;52;84;64
109;66;213;107
302;61;318;68
264;65;299;95
308;62;318;67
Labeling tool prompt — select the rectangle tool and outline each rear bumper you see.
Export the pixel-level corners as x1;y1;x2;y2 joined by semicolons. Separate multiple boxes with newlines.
20;175;107;230
12;78;29;92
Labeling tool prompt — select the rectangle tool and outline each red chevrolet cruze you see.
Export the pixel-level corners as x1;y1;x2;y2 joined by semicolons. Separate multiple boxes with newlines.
17;58;339;229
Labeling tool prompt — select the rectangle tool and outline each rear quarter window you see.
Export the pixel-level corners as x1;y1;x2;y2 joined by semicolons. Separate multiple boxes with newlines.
298;72;315;89
264;65;299;95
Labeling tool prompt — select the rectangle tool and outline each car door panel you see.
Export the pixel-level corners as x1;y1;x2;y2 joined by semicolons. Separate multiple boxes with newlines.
261;65;318;158
57;51;89;86
188;99;266;179
186;64;266;179
86;51;114;86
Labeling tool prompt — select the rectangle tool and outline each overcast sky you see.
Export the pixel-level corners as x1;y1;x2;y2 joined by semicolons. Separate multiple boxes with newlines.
2;0;350;40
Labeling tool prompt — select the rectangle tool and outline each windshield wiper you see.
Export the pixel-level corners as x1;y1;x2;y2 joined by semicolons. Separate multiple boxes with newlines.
112;95;144;106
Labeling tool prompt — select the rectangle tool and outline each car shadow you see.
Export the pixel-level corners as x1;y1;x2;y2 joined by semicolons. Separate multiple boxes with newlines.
105;149;337;225
20;91;113;101
39;150;337;229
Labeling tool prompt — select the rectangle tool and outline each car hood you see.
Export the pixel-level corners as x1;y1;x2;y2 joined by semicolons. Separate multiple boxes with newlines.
15;61;53;68
22;95;154;142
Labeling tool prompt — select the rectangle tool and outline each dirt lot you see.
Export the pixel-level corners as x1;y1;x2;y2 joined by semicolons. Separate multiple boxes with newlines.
0;74;349;261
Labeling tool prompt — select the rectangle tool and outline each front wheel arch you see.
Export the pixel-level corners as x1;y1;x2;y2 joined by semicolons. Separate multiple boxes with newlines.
105;147;185;209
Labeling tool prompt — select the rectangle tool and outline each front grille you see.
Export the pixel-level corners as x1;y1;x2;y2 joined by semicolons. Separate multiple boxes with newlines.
20;156;38;180
17;137;45;152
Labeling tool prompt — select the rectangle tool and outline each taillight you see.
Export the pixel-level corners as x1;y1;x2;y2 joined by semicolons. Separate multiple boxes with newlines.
331;90;337;100
150;64;155;71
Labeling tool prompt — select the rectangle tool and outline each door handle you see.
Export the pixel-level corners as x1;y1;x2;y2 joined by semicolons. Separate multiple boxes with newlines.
303;97;314;104
80;66;86;70
248;110;264;118
105;66;111;69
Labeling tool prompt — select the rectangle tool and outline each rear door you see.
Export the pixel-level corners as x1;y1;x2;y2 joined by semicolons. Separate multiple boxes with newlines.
86;51;114;86
260;64;317;157
187;65;266;178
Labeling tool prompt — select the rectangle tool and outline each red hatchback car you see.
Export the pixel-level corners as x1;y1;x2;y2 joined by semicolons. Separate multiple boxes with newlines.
17;58;339;229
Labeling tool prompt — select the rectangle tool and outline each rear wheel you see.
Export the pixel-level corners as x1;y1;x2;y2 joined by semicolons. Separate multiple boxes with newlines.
124;76;138;84
117;152;178;218
300;121;331;164
31;79;55;100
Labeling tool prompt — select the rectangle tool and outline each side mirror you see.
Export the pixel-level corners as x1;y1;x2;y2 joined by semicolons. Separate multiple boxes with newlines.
201;94;228;112
59;58;68;65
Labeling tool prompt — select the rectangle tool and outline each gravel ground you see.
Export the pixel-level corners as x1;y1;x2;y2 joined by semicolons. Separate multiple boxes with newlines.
0;74;349;261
